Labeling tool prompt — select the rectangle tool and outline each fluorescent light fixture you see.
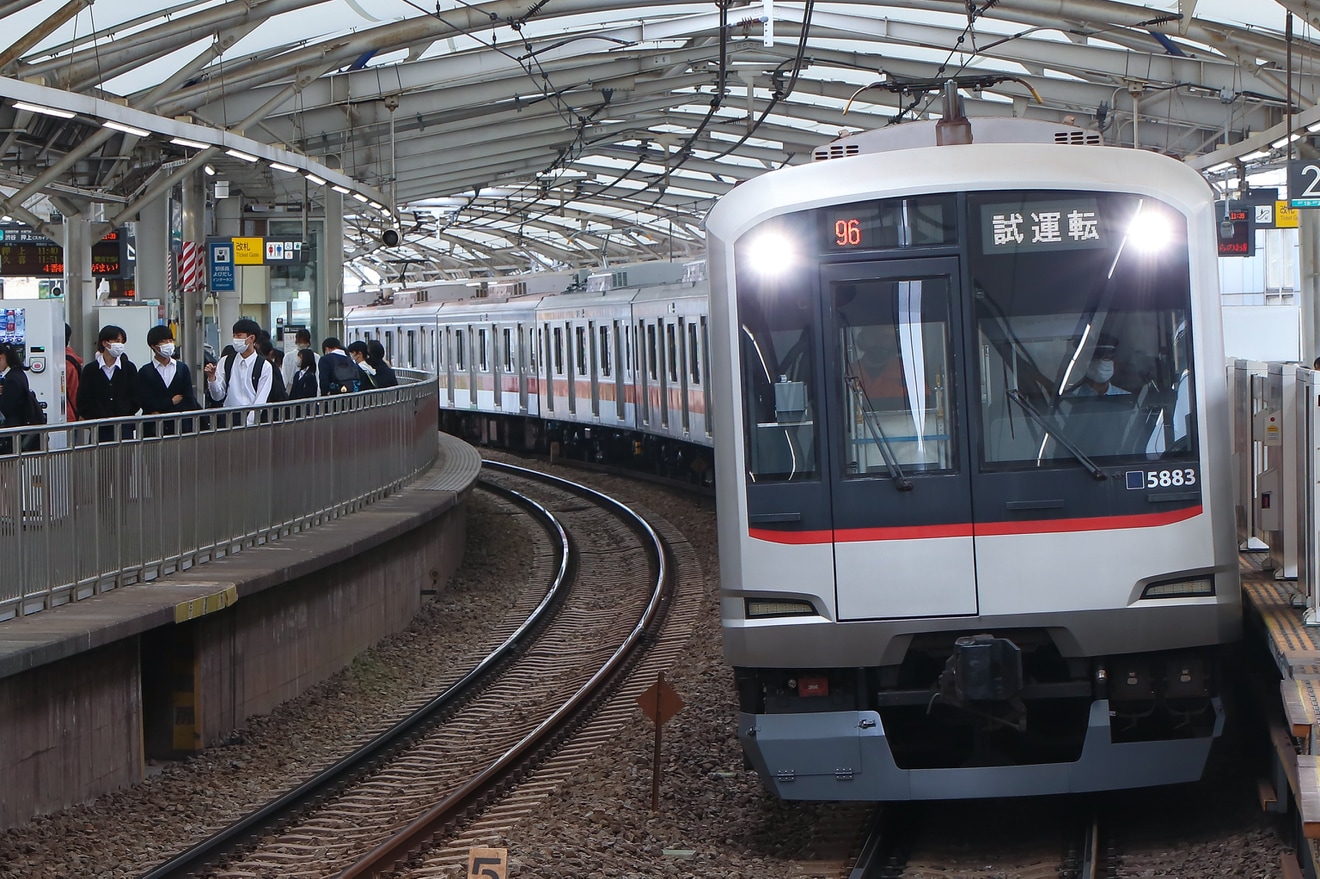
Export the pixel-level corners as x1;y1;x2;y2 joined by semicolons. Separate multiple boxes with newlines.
225;149;258;162
305;173;326;185
352;192;369;202
203;163;216;176
13;100;74;119
103;120;150;137
1241;150;1270;162
1206;162;1233;173
1271;133;1301;149
269;161;298;173
331;184;351;194
1309;121;1320;133
369;201;384;210
170;136;209;149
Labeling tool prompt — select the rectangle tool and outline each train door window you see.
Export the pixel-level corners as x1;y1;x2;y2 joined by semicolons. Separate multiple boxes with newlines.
647;323;658;380
677;318;691;432
576;325;588;375
386;332;394;362
599;325;611;377
407;331;416;368
638;320;650;424
613;321;625;419
503;328;513;371
588;320;600;417
456;327;466;370
478;329;489;371
543;325;555;412
700;316;712;434
836;276;955;475
688;321;700;384
666;322;678;383
553;326;564;376
968;190;1196;466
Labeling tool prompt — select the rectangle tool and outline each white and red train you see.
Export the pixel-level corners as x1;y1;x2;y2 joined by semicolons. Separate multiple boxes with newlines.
345;260;716;479
705;112;1239;800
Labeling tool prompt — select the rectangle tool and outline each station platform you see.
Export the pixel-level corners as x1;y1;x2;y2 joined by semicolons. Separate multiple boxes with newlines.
0;431;481;830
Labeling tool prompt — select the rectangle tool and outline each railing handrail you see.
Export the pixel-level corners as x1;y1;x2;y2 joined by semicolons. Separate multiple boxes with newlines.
0;376;440;621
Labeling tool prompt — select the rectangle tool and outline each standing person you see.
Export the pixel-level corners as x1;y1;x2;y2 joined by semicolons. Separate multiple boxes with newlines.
139;325;199;435
282;328;318;390
288;348;319;399
78;325;141;441
365;340;399;388
346;341;377;390
257;339;289;402
0;342;31;454
204;318;272;424
64;323;82;421
318;337;358;395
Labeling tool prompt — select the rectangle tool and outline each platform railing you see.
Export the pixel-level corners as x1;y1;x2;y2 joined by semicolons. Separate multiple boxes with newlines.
0;377;439;620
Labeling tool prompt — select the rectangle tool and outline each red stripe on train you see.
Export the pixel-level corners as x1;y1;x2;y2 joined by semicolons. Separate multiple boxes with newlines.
749;505;1203;544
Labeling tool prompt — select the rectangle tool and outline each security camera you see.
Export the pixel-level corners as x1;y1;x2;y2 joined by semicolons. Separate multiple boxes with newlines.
1219;217;1235;238
384;95;400;111
381;228;400;247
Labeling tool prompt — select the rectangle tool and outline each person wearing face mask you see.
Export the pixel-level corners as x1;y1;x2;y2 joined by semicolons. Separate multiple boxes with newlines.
77;324;141;441
1069;340;1129;397
140;325;200;435
346;341;377;390
204;318;272;423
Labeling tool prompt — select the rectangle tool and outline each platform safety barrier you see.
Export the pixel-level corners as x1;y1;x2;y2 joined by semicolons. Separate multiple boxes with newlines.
0;376;438;620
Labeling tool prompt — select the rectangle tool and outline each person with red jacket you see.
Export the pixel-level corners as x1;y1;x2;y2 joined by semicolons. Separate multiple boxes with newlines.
64;322;82;421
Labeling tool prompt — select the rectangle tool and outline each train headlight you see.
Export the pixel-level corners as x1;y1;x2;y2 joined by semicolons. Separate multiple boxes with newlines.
743;232;795;276
745;597;817;618
1140;576;1215;600
1126;206;1176;253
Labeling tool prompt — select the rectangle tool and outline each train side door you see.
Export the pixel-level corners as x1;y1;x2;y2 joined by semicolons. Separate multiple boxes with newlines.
822;258;978;620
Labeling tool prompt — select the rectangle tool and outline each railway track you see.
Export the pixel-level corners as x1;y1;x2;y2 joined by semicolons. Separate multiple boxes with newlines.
137;461;687;879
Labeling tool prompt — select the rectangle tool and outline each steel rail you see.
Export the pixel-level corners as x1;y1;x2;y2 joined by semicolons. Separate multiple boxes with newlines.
135;478;569;879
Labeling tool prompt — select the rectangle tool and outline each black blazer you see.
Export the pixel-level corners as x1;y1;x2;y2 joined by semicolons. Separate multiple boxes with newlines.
289;367;319;400
367;358;399;388
77;355;141;420
0;366;31;426
139;358;200;414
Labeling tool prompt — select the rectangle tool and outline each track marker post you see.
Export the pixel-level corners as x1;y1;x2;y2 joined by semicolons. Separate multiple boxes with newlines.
636;671;685;811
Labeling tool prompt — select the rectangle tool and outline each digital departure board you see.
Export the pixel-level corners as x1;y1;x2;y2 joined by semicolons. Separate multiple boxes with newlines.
0;226;128;277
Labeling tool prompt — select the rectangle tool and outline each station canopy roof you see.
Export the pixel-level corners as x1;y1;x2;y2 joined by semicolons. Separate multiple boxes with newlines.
0;0;1309;284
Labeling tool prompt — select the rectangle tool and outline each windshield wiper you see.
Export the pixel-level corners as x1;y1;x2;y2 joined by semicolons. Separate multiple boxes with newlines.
1007;389;1107;481
845;374;914;491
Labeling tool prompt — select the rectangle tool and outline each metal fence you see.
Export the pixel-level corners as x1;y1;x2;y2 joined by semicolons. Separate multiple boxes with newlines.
0;377;439;620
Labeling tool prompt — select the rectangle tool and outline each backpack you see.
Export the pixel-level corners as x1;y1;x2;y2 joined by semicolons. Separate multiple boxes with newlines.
26;390;46;425
330;354;360;394
267;363;288;403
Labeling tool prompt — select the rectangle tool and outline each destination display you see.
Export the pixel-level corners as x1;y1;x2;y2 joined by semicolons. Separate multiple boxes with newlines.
0;226;129;277
978;198;1106;255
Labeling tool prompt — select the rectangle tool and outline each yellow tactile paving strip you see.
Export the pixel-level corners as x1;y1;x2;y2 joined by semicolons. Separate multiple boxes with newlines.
1244;578;1320;665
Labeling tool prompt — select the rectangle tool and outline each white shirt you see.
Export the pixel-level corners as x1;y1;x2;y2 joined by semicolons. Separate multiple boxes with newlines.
152;356;177;388
100;352;120;381
207;350;272;420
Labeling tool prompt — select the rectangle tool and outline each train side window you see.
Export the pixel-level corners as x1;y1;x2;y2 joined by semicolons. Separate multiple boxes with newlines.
576;325;588;375
666;322;678;382
599;325;612;377
687;321;700;384
553;326;564;376
647;323;658;380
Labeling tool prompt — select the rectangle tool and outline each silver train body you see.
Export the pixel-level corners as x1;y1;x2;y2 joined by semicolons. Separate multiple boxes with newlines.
344;261;716;473
705;118;1240;800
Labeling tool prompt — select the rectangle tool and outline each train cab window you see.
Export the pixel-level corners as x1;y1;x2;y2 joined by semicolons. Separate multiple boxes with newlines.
576;326;588;375
599;326;612;377
688;321;700;384
553;326;565;376
666;323;678;382
836;279;955;475
969;191;1196;468
736;257;819;482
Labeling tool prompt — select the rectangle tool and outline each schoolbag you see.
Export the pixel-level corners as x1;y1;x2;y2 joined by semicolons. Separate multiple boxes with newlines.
25;389;46;425
330;353;360;393
267;363;288;402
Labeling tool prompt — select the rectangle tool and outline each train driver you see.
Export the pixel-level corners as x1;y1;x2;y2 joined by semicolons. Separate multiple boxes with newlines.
850;324;906;405
1068;339;1129;397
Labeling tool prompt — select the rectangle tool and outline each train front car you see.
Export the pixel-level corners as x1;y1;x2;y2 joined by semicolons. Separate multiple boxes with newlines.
706;118;1240;802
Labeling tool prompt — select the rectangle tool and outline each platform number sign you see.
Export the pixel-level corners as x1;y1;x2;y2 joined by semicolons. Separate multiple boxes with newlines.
1289;160;1320;208
467;846;508;879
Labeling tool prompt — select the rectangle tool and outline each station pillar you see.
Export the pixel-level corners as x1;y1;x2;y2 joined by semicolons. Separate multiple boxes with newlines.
1301;209;1320;364
64;215;94;356
213;196;241;337
135;197;169;314
180;172;207;377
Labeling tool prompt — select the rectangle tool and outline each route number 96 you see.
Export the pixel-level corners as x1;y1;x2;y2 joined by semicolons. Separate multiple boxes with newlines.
1147;468;1196;488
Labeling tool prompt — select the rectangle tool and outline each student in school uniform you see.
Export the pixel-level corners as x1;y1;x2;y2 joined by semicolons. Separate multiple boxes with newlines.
78;324;141;442
139;325;199;435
